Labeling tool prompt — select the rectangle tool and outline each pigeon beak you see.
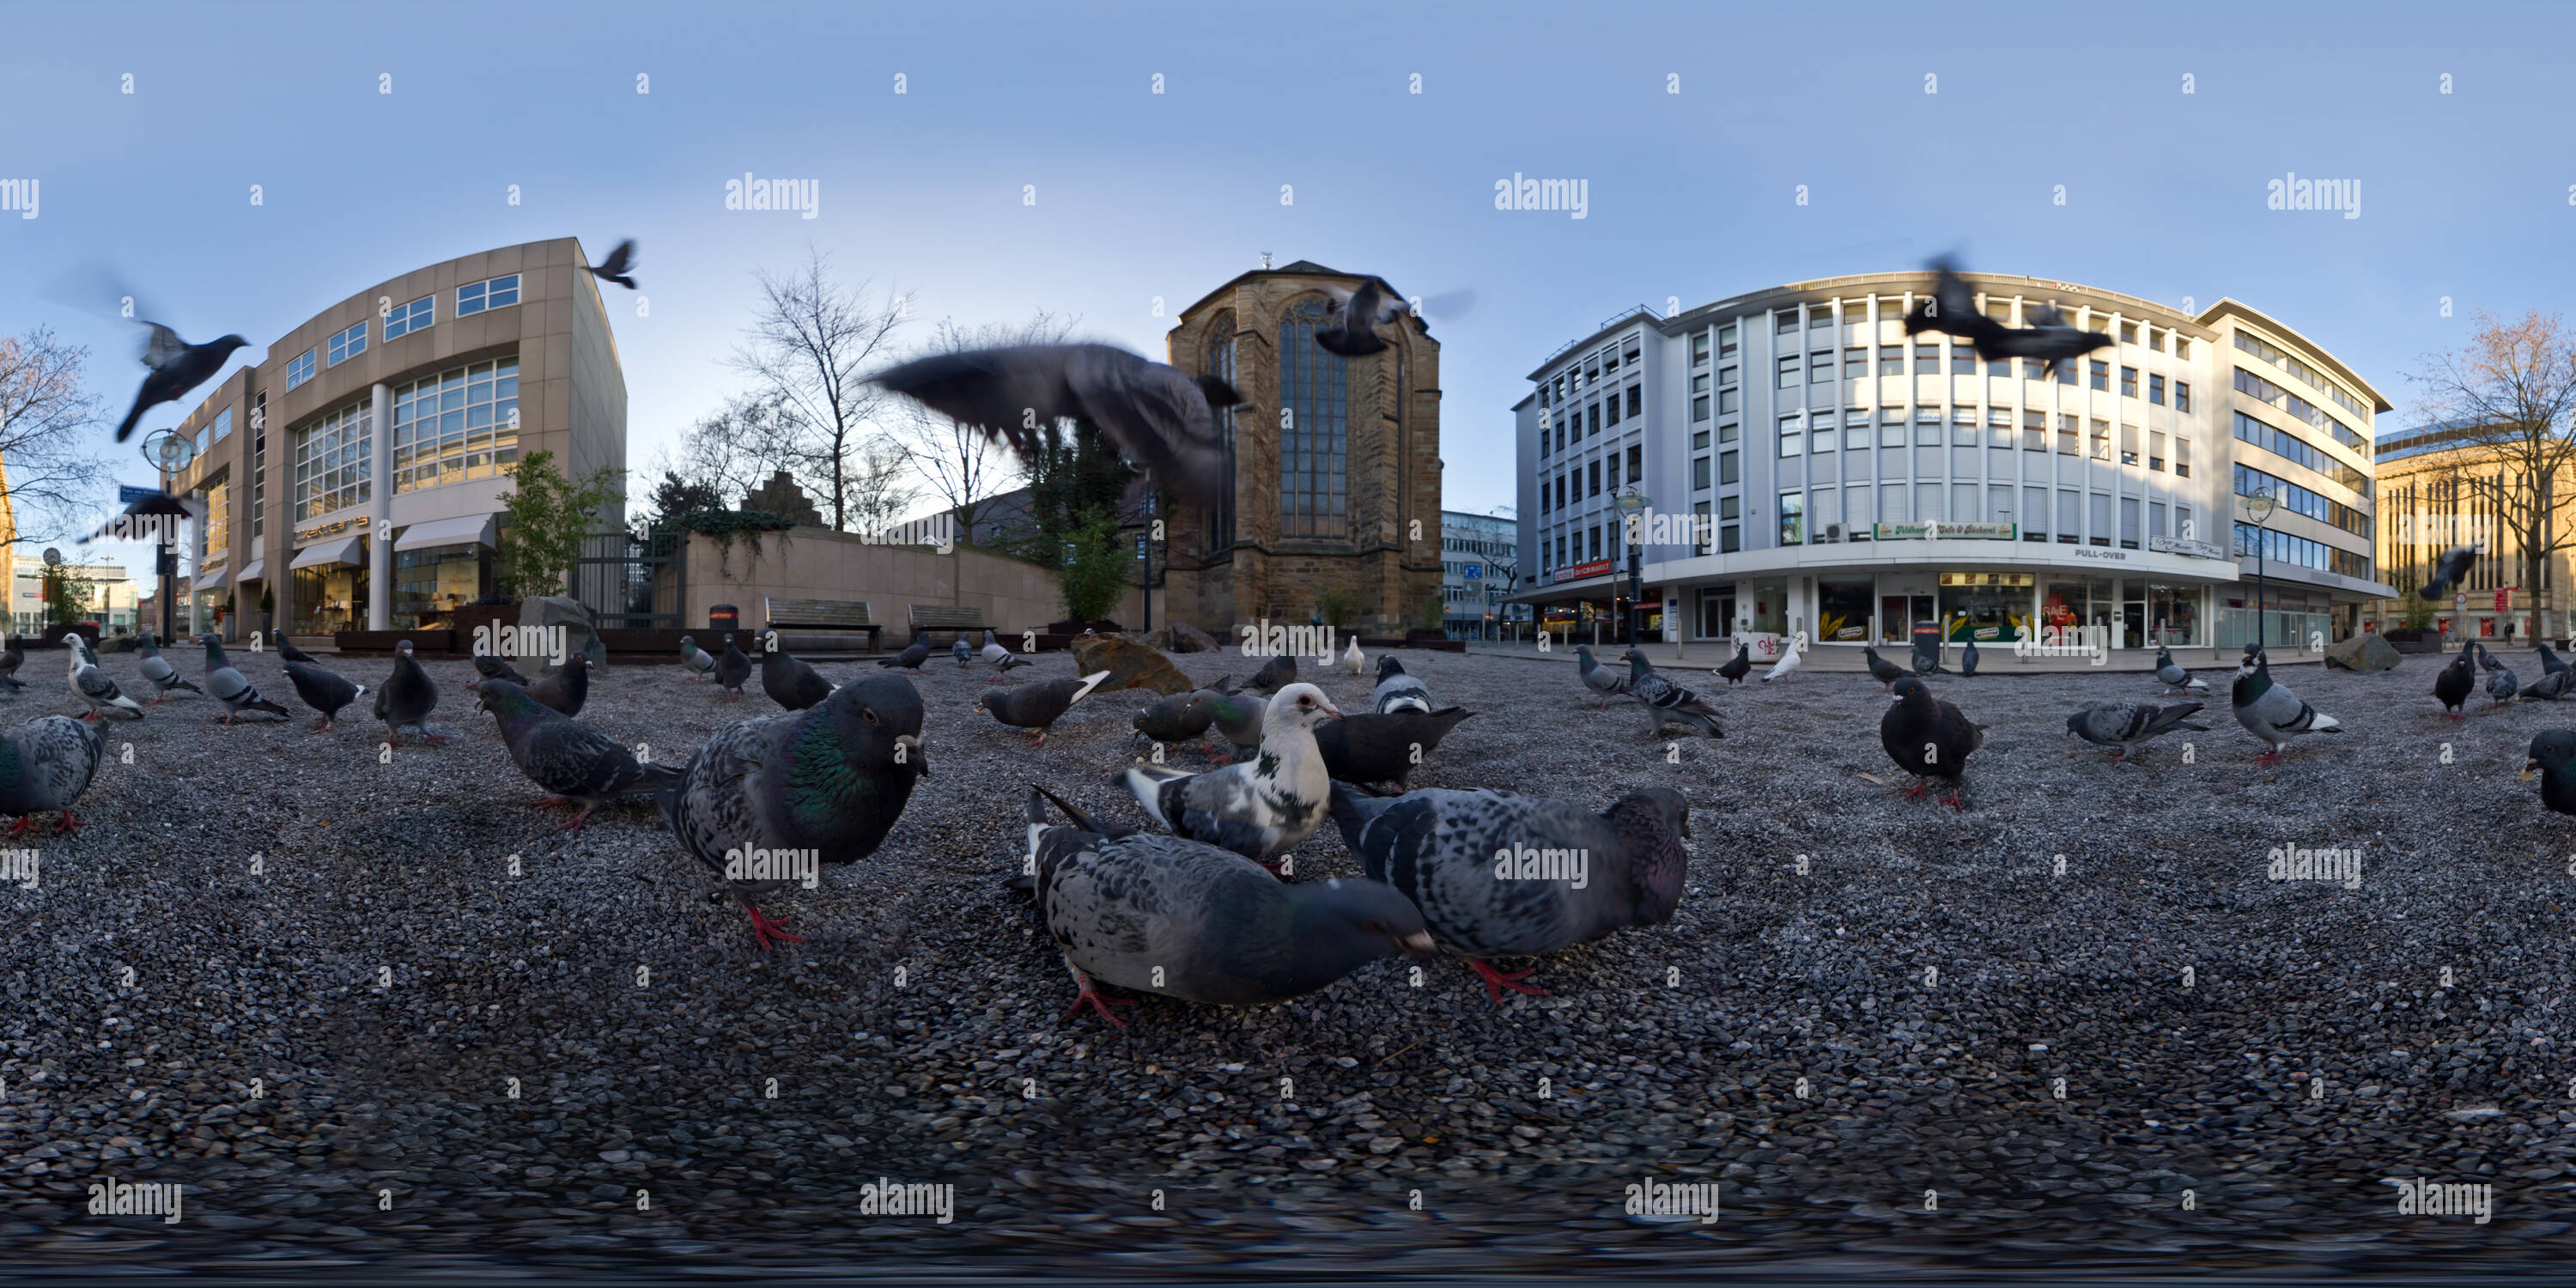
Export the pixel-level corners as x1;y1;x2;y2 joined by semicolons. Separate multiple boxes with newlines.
2522;762;2537;781
897;732;928;776
1322;702;1345;720
1396;930;1437;957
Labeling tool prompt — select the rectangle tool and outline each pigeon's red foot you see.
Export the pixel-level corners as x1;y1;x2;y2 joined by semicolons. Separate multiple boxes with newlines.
554;806;593;833
744;906;805;951
78;713;98;723
2255;750;2282;766
530;795;569;808
1902;779;1934;799
1467;958;1548;1005
54;811;81;835
1941;790;1965;811
6;817;33;837
1064;975;1138;1029
422;732;450;744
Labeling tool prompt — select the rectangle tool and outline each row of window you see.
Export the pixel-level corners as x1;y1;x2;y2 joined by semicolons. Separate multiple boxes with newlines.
1538;384;1642;454
280;274;519;392
2233;463;2369;538
1539;485;2209;574
391;358;521;493
1539;336;1645;405
1537;445;1646;514
1763;303;2195;360
2234;520;2372;580
1441;535;1516;556
2233;410;2371;496
2234;331;2371;422
2233;366;2368;456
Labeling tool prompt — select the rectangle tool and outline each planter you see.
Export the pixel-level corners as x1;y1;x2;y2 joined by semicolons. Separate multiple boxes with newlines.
448;603;519;654
1047;620;1124;635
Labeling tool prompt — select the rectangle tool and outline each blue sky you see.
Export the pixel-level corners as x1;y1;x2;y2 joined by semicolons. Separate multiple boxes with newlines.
4;1;2572;577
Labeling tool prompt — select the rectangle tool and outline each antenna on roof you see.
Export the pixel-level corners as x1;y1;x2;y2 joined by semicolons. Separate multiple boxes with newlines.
1260;252;1273;270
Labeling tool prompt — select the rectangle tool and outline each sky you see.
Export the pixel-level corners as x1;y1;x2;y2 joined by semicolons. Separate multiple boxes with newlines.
4;0;2573;580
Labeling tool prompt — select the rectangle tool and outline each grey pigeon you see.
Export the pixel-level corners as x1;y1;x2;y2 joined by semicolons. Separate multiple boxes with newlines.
878;638;932;671
374;639;443;743
714;633;753;699
758;636;832;711
1018;787;1432;1025
282;659;364;732
0;635;22;691
1205;688;1268;763
2523;666;2574;702
980;629;1032;671
1246;653;1295;694
2523;730;2576;817
1714;643;1752;685
1313;706;1474;791
276;635;316;665
2232;648;2341;763
1905;259;2110;380
0;714;104;835
1862;646;1905;690
2065;702;2208;762
1327;781;1690;1005
1960;640;1980;677
471;653;531;690
584;238;638;290
115;321;251;441
979;676;1096;746
2433;649;2476;720
2537;641;2571;678
2154;645;2208;695
2488;657;2520;708
1881;676;1981;807
2475;641;2504;673
1619;650;1722;739
1133;690;1217;744
1911;640;1947;677
677;635;717;682
1314;279;1407;357
1373;655;1431;715
67;640;143;722
1117;683;1340;874
2422;544;2480;603
136;631;202;702
1575;645;1630;709
476;680;678;831
528;654;591;718
199;635;288;724
872;343;1243;497
659;674;928;950
952;636;973;667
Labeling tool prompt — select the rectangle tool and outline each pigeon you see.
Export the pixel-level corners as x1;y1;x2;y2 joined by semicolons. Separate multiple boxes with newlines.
282;659;364;732
2474;641;2504;672
977;675;1097;746
276;635;316;665
1017;787;1432;1024
2523;730;2576;817
2524;666;2574;702
528;654;591;718
952;636;973;668
2433;649;2476;720
1327;781;1691;1004
1881;676;1982;808
1575;646;1631;709
758;639;833;711
2488;658;2520;708
1901;258;2003;351
83;487;200;544
677;635;717;683
714;633;753;699
1342;635;1365;676
1374;655;1431;715
114;322;252;442
1905;260;2111;380
470;653;532;690
661;675;928;950
1313;706;1475;791
2422;544;2480;603
67;640;143;722
2537;641;2572;678
2065;702;2208;762
2154;645;2209;695
979;629;1031;671
475;680;679;831
0;636;21;690
1911;640;1947;677
0;714;104;835
1862;646;1905;690
1619;650;1722;739
1116;683;1340;873
374;638;442;743
2232;648;2341;764
198;635;289;724
135;632;202;702
1715;642;1753;685
1133;690;1217;744
1313;279;1407;357
584;238;639;290
1246;653;1296;693
1961;640;1980;677
878;638;932;671
1761;633;1807;683
1205;688;1268;764
872;343;1243;498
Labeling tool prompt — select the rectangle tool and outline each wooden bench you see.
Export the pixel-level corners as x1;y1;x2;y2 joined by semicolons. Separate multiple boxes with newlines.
908;604;989;647
762;598;882;653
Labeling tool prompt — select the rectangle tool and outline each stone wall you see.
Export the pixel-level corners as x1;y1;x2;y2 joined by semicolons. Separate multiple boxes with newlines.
666;526;1161;635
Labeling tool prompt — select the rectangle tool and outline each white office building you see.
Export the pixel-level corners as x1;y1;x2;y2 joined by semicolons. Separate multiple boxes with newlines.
1440;508;1522;637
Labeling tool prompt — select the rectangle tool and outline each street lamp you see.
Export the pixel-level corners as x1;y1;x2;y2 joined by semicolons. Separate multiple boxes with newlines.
1614;488;1649;648
2243;490;2276;653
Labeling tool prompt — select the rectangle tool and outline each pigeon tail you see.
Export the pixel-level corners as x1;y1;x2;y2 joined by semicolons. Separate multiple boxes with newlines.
1116;765;1182;828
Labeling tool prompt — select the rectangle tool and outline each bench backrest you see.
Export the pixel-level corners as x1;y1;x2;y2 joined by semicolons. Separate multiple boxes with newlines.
908;605;987;629
764;597;873;626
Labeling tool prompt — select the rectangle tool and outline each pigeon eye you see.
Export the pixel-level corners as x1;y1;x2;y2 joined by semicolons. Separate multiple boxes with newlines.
862;708;881;726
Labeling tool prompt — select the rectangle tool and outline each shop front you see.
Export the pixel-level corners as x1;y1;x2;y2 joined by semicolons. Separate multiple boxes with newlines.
392;513;500;629
291;535;369;636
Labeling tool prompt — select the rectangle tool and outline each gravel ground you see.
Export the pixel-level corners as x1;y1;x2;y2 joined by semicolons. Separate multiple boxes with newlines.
3;641;2573;1279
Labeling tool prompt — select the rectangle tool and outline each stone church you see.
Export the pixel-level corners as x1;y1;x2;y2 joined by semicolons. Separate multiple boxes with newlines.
1160;260;1444;635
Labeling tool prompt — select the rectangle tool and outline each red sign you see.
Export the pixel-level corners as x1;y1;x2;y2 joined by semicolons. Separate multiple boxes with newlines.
2496;586;2518;612
1558;559;1614;580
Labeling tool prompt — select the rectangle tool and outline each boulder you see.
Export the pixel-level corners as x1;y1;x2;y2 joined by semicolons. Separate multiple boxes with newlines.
1167;621;1220;653
519;595;606;675
1072;634;1193;696
2324;633;2403;672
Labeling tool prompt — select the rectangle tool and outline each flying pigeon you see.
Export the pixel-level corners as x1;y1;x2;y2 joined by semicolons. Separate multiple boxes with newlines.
1881;676;1981;807
528;654;590;719
714;633;753;699
476;680;679;831
977;675;1097;745
2232;648;2341;764
677;635;717;682
282;659;364;732
661;674;928;949
1619;650;1722;739
1961;641;1980;677
2422;544;2480;603
135;632;202;702
584;238;639;290
1314;280;1407;357
1017;786;1432;1025
1761;632;1807;683
470;653;532;690
1575;645;1631;709
1116;683;1340;873
1715;642;1753;685
0;714;104;835
2433;649;2476;720
2488;657;2521;708
1905;260;2111;380
878;638;932;671
2523;730;2576;817
2154;645;2208;695
872;343;1243;497
1312;706;1475;791
1133;690;1217;744
198;635;288;724
1327;781;1691;1004
83;487;200;544
276;635;317;665
67;640;142;722
1205;687;1268;764
374;638;442;743
2524;666;2574;702
1373;655;1431;715
114;323;252;442
2065;702;2208;762
952;636;973;668
1900;258;2002;351
1246;653;1296;693
1862;646;1905;690
758;640;832;711
1342;635;1365;676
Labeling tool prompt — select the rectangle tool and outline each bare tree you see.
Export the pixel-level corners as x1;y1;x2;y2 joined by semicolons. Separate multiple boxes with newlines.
2409;310;2576;637
885;311;1075;544
0;327;110;553
729;248;908;532
658;390;805;508
844;438;921;538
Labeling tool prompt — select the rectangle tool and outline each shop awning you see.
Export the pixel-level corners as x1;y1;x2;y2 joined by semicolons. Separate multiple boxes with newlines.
235;558;266;583
395;513;496;552
290;535;365;570
192;568;229;591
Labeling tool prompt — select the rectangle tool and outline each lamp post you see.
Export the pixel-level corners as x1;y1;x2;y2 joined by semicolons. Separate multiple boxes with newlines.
2243;490;2275;653
1613;488;1648;648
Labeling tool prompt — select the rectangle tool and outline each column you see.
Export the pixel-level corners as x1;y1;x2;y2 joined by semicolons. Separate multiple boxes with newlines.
368;383;392;631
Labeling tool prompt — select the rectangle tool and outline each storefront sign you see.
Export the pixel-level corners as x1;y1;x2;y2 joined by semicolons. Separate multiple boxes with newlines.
1939;572;2033;587
2071;548;2129;562
1559;559;1614;580
1874;521;2015;541
2148;535;2225;560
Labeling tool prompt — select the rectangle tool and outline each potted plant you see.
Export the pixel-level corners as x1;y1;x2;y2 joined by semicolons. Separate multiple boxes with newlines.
258;585;275;639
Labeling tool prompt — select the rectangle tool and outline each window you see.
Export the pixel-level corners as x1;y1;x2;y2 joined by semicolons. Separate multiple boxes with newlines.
1277;302;1349;538
1719;451;1739;485
204;477;229;557
2148;328;2165;354
2121;497;2141;550
1625;444;1640;481
1588;460;1601;497
1692;332;1710;364
1720;523;1741;553
1917;406;1941;445
2175;380;2191;413
2120;365;2138;398
1953;407;1978;444
1719;421;1739;444
2057;489;2080;544
293;400;372;520
1691;374;1709;395
1808;309;1833;331
1777;356;1800;388
2089;359;2109;391
2174;337;2191;359
286;349;315;390
2091;419;2111;459
1720;495;1740;521
1718;323;1737;357
1779;414;1802;457
249;391;266;541
2120;424;2140;466
2119;322;2138;345
392;356;521;493
2234;411;2369;492
1692;430;1709;450
2234;331;2369;421
1844;347;1867;379
1987;356;2014;378
327;321;367;367
1915;347;1941;375
1880;406;1905;447
384;295;434;340
1588;404;1601;436
1692;395;1710;422
1692;501;1711;554
2089;492;2112;547
1625;386;1642;418
1880;349;1905;376
457;274;521;316
2058;359;2077;386
1778;492;1804;545
1809;350;1833;384
1718;388;1740;415
2177;437;2192;478
2149;431;2166;471
2235;368;2370;454
2148;374;2166;406
1589;527;1602;561
1693;456;1710;489
1776;310;1800;335
2023;409;2046;451
1607;393;1621;427
213;406;233;442
2057;414;2079;455
1951;347;1977;375
1606;453;1620;489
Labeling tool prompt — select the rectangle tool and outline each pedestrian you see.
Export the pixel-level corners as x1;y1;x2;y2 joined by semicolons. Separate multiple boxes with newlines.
2506;620;2516;646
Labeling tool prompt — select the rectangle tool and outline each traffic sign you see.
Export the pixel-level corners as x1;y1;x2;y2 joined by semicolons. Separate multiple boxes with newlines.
118;484;162;504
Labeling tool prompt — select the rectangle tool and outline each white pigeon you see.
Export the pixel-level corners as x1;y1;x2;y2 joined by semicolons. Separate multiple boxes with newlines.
68;640;143;721
1759;632;1807;683
1116;682;1342;874
980;629;1032;671
1342;635;1365;675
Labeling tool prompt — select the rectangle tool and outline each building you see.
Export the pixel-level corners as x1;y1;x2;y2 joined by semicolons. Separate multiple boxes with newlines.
1440;509;1522;637
1160;261;1444;635
1510;270;2393;655
12;556;136;636
163;238;628;639
2363;420;2566;640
